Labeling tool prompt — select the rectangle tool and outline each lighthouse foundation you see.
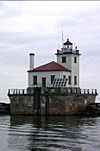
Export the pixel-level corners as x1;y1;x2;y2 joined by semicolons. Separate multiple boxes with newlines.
8;87;98;115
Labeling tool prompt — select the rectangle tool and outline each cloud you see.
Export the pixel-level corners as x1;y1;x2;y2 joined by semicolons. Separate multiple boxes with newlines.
0;1;100;102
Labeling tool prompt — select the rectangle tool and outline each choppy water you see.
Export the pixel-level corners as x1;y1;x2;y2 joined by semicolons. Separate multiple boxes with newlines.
0;115;100;151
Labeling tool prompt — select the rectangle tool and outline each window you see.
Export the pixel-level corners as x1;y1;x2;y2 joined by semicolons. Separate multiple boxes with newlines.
51;75;55;84
74;76;77;85
62;57;66;63
63;75;66;78
33;76;37;85
74;57;77;63
68;76;71;85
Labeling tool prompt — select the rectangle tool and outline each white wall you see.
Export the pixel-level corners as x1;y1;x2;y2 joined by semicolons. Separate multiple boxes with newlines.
71;55;80;87
28;71;71;87
57;54;72;70
57;53;80;87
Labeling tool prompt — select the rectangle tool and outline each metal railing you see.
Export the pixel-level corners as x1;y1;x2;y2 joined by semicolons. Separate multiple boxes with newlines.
57;48;79;54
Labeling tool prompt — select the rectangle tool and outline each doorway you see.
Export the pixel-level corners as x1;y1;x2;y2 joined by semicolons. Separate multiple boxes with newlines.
42;77;46;87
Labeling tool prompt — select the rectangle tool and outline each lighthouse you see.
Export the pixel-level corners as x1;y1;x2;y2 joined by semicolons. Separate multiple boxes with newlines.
8;36;98;116
56;38;81;88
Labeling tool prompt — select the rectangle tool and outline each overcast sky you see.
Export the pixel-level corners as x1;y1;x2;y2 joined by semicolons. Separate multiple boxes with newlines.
0;1;100;103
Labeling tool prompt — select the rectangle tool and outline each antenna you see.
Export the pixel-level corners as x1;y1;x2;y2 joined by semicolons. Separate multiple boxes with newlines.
62;30;64;52
62;30;64;48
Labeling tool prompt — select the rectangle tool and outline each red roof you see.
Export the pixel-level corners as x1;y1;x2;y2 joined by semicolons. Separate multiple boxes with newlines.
63;38;73;45
28;61;71;72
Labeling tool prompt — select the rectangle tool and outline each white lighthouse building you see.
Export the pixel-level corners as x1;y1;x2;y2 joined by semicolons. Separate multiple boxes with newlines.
56;38;80;87
28;38;81;88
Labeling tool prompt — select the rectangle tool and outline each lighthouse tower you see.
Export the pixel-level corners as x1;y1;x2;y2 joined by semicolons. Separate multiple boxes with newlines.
56;38;81;88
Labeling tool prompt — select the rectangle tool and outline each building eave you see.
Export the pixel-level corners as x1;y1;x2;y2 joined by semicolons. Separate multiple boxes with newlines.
28;69;71;72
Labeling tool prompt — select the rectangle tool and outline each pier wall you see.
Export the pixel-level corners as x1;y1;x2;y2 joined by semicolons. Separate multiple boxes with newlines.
8;87;98;115
10;95;34;115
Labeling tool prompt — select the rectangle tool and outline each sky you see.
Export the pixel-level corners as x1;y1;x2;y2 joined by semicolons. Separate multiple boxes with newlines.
0;1;100;103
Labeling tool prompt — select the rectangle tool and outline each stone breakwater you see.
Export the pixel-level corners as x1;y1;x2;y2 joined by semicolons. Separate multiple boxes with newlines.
0;103;10;114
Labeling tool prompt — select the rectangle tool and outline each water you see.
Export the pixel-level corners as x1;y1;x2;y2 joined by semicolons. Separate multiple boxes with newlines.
0;115;100;151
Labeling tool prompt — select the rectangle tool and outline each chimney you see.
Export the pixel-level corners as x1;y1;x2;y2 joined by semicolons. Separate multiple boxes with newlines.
29;53;35;69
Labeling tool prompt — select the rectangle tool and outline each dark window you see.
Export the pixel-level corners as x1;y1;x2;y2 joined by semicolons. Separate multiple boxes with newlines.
62;57;66;63
74;57;77;63
51;75;55;84
33;76;37;85
74;76;77;85
68;76;71;85
63;75;66;78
